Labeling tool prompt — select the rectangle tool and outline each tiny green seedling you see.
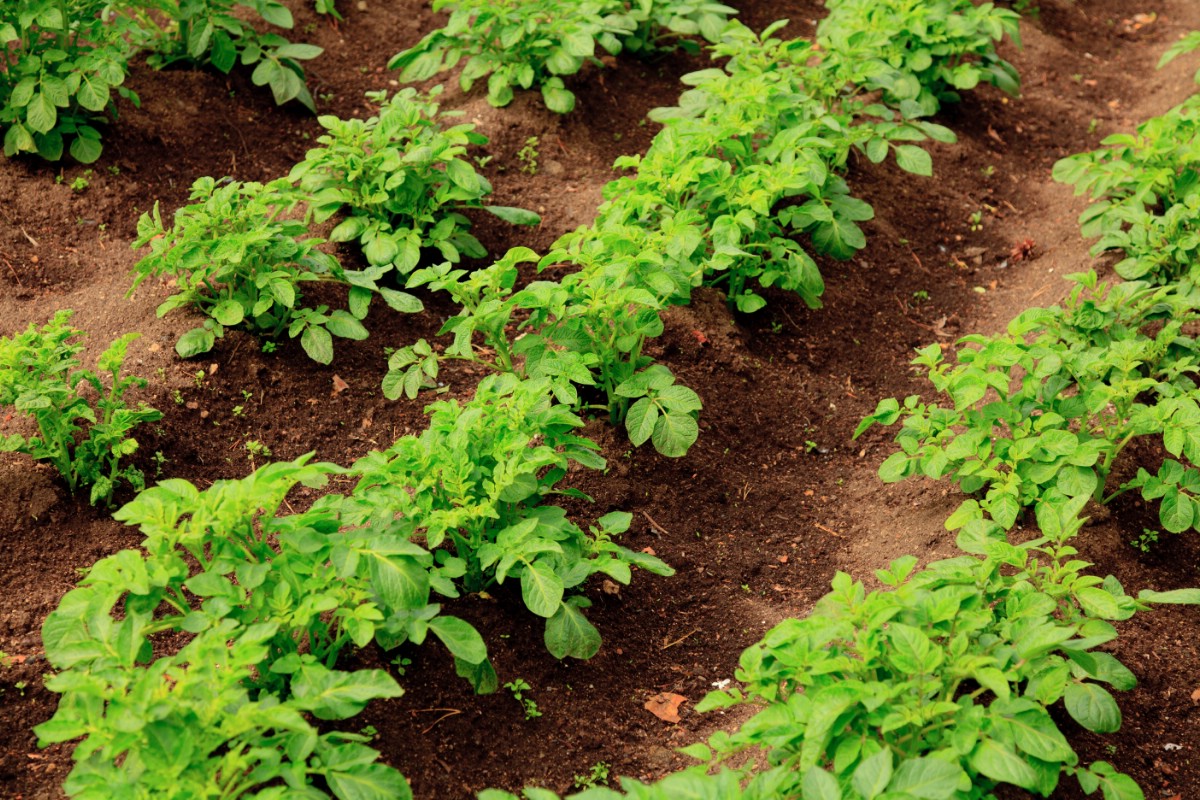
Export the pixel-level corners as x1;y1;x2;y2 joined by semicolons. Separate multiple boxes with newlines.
518;136;540;175
504;679;541;720
573;762;610;790
244;440;272;463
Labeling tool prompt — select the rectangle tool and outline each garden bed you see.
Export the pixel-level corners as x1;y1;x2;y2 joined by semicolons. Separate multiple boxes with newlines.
2;1;1200;797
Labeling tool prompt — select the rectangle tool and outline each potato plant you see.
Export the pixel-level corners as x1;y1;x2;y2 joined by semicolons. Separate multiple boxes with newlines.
691;521;1192;799
386;247;704;457
125;0;323;110
130;176;407;363
0;311;161;506
0;0;138;162
483;515;1191;799
857;272;1200;537
38;455;484;797
817;0;1021;117
37;620;409;800
389;0;735;113
289;87;539;282
1054;94;1200;281
344;374;674;659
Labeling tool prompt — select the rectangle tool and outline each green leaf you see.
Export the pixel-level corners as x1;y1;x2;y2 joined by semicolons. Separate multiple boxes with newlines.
69;134;102;164
301;325;334;364
327;764;413;800
212;299;245;326
429;616;487;665
484;205;541;226
293;666;403;720
1159;488;1194;533
888;757;963;799
542;83;576;114
176;327;215;358
895;145;933;177
625;398;659;446
652;411;698;458
521;560;565;618
544;598;601;659
802;767;841;800
1138;588;1200;605
1064;682;1122;733
26;92;57;134
852;749;892;799
454;656;498;694
1075;587;1124;620
969;739;1039;790
325;311;369;340
379;287;423;314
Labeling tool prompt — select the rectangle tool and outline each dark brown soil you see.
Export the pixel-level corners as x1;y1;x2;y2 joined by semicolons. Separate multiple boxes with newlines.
3;1;1200;798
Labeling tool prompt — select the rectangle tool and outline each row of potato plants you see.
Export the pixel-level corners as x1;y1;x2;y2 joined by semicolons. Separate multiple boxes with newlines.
0;0;743;163
2;0;326;162
125;0;1021;465
471;22;1200;800
29;368;672;797
384;0;1023;458
25;2;1032;796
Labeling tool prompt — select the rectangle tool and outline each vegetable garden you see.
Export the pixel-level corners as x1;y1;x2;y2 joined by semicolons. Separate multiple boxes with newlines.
2;0;1200;797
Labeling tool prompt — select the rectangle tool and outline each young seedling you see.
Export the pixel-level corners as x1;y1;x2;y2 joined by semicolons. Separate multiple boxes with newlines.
504;679;541;720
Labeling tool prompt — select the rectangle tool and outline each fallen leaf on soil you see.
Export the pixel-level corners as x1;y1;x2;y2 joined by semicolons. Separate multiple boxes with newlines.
644;693;686;723
601;580;621;595
331;375;349;396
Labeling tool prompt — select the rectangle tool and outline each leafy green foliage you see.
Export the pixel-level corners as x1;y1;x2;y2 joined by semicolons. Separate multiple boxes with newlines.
0;0;138;162
612;21;954;312
388;0;735;113
38;620;409;800
385;246;703;457
477;766;800;800
817;0;1021;117
131;176;392;363
693;528;1176;798
856;271;1200;536
129;0;323;110
1054;94;1200;283
37;454;479;797
344;374;674;658
0;311;161;505
289;87;539;283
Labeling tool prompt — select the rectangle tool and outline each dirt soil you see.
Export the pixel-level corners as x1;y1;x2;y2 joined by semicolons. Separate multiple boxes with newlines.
3;1;1200;798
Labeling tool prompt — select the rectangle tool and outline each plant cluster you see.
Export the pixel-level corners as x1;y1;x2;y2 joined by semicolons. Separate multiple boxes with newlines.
342;374;673;659
389;0;737;113
289;87;539;282
0;311;161;505
1;0;322;163
386;5;1018;456
38;376;671;796
860;52;1200;541
0;0;139;162
128;0;323;109
476;27;1200;800
818;0;1020;117
130;93;539;362
131;177;377;362
484;517;1193;798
